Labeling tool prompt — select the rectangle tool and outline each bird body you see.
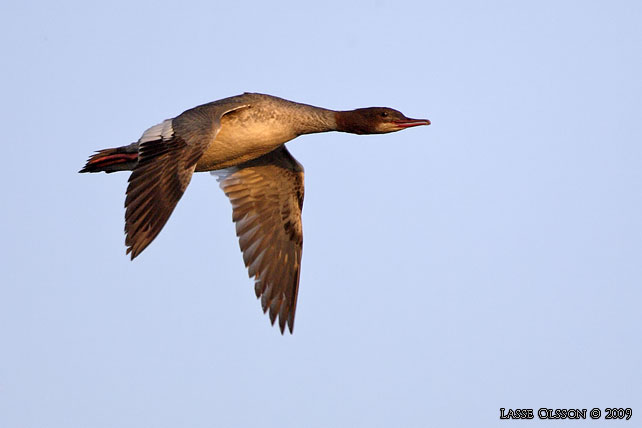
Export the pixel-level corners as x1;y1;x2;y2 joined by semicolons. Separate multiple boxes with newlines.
80;92;430;333
193;93;336;170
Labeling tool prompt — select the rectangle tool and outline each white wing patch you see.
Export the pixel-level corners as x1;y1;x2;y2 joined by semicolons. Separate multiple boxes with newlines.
210;167;239;183
139;119;174;143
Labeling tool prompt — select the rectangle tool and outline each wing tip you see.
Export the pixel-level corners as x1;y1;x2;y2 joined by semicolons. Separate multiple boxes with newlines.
277;316;295;335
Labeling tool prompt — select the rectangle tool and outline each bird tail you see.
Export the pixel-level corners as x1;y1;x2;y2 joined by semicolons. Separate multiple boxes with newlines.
79;143;139;173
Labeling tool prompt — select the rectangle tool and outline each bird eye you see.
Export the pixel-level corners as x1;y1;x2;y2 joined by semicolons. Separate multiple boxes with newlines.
381;112;388;117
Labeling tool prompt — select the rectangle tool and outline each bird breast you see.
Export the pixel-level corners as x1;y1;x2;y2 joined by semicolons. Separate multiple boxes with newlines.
195;107;299;172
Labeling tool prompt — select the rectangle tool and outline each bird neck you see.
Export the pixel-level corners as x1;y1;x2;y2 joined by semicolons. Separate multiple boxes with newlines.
334;110;371;135
288;104;338;136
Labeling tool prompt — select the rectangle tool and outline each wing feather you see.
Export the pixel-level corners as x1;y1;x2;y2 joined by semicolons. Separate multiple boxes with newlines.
124;102;249;259
214;146;304;333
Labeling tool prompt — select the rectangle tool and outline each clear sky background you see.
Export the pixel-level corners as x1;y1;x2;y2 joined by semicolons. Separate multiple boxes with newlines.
1;1;641;427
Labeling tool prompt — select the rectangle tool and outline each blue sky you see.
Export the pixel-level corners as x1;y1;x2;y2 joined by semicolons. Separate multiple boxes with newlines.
1;1;641;427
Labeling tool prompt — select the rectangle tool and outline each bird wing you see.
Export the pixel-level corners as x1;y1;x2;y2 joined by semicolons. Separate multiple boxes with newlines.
213;146;305;334
125;102;249;259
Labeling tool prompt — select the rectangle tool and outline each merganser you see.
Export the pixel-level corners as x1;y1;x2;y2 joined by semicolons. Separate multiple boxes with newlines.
80;92;430;333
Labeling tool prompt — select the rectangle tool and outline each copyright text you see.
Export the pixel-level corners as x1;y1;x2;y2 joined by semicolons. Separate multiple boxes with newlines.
499;408;632;420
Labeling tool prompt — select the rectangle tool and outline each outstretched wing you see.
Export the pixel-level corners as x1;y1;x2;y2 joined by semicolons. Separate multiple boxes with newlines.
125;103;248;259
213;146;304;334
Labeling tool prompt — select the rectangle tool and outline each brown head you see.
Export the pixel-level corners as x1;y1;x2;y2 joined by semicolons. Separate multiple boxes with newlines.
335;107;430;135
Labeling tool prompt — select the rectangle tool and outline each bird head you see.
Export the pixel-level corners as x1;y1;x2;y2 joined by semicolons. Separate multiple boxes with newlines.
336;107;430;134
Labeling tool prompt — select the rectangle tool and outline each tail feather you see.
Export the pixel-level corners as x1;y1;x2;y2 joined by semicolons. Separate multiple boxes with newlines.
80;144;139;173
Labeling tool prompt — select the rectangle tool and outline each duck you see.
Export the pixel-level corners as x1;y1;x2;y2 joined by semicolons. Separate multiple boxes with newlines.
80;92;430;333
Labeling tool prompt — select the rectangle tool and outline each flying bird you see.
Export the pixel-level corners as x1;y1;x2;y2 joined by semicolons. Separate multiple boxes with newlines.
80;92;430;333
